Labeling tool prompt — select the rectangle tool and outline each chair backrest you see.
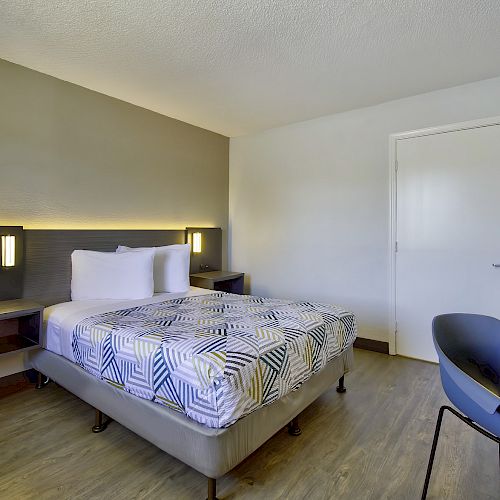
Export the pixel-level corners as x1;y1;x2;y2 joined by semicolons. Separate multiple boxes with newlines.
433;314;500;397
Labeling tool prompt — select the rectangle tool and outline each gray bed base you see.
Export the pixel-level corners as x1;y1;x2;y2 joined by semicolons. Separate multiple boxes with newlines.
30;346;353;499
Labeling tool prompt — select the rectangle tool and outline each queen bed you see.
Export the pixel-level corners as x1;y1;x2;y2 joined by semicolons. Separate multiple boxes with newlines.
21;229;357;499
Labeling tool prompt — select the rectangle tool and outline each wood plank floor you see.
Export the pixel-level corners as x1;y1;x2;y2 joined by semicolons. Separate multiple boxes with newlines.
1;349;498;499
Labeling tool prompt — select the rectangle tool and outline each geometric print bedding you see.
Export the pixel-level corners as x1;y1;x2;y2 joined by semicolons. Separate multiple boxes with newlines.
72;292;357;428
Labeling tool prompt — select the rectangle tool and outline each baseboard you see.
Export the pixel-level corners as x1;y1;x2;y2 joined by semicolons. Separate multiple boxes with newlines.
354;337;389;354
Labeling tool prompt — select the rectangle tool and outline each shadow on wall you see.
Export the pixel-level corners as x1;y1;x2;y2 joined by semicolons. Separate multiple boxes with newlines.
243;275;277;298
243;274;252;295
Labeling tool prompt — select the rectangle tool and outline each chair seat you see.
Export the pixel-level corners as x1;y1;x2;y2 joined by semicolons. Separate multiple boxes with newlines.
433;313;500;438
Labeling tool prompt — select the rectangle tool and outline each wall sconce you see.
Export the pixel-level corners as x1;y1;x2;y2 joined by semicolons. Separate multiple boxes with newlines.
192;232;202;254
185;227;222;274
1;235;16;267
0;226;24;300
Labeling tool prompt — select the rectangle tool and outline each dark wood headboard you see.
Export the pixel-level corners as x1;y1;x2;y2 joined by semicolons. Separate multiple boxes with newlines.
22;228;222;306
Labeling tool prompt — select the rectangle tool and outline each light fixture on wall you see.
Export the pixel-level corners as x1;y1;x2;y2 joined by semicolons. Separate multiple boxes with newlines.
185;227;222;273
192;232;202;253
1;234;16;267
0;226;24;300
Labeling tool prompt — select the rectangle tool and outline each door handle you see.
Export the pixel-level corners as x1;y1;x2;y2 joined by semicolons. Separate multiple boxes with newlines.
493;264;500;268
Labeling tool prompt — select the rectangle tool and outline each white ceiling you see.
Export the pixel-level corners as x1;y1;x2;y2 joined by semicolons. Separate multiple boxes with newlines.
1;1;500;137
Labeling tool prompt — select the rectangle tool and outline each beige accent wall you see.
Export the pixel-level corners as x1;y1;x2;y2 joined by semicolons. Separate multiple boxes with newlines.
0;58;229;263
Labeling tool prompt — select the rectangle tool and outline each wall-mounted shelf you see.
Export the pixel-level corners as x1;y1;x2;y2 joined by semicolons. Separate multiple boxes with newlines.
0;300;43;357
190;271;245;295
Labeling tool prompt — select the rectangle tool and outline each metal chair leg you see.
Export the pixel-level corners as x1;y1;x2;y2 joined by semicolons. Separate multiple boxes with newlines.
92;409;111;433
336;375;347;393
422;405;500;499
421;406;446;499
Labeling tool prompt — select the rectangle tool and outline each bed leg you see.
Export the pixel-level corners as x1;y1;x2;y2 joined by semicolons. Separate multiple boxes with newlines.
35;371;50;390
288;416;302;436
336;375;347;393
92;409;111;433
207;477;219;500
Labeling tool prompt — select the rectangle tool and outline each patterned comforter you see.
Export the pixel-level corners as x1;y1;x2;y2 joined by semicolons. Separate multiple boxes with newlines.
72;292;357;428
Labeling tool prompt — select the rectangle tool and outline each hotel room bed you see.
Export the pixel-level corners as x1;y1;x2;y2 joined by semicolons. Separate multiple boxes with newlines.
30;286;356;498
21;229;356;499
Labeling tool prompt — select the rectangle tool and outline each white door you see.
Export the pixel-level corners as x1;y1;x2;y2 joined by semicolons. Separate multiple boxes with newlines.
395;121;500;362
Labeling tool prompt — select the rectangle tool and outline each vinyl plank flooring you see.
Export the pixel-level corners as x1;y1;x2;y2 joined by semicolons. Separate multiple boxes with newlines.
0;349;498;499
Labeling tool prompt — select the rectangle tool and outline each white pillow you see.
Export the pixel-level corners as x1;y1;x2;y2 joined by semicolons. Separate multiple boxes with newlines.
116;244;190;293
71;249;155;301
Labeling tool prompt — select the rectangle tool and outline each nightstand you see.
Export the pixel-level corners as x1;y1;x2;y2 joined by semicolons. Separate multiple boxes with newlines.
190;271;245;295
0;299;43;358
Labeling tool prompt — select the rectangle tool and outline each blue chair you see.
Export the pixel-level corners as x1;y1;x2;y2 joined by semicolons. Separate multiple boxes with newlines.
422;314;500;499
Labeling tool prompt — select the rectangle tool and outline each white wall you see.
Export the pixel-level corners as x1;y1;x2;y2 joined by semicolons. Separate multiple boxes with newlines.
229;77;500;343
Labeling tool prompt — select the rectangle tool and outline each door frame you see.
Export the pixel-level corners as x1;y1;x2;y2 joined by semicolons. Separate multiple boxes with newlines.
388;115;500;356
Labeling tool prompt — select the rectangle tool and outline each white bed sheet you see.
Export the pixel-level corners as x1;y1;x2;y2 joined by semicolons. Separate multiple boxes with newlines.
44;286;216;361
